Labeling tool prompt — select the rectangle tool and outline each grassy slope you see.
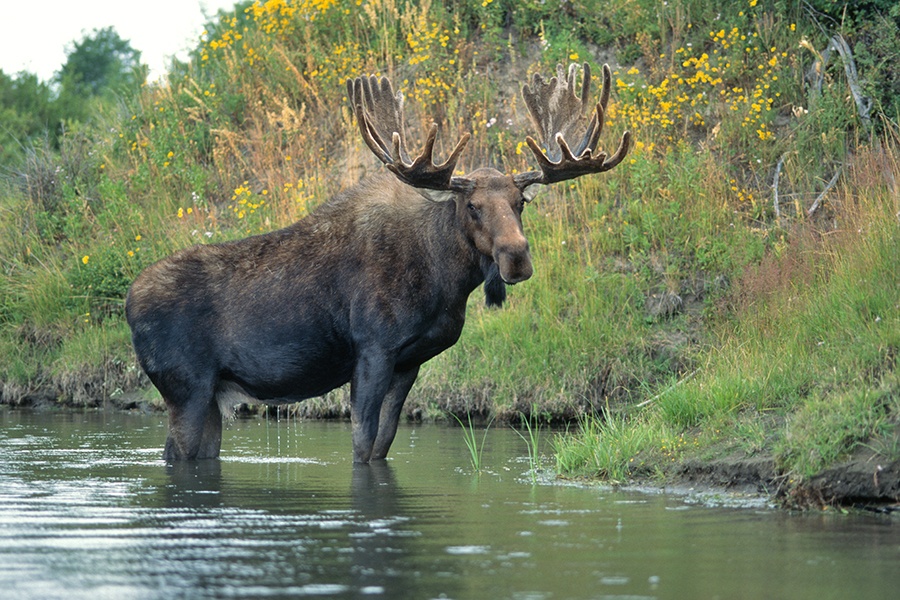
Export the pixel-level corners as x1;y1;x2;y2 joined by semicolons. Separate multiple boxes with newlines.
1;0;897;503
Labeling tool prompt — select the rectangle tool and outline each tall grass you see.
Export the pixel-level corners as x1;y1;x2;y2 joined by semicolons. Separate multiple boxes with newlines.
514;408;544;483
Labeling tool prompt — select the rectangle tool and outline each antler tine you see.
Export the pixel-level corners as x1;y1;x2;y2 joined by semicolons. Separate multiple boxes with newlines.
348;74;472;192
521;62;592;162
514;63;631;190
348;75;410;164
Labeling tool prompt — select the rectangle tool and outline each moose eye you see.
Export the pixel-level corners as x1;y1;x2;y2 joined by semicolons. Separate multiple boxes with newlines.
467;202;480;218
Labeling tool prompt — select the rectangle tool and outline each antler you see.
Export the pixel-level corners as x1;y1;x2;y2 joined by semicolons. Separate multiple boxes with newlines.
513;63;631;190
348;75;473;192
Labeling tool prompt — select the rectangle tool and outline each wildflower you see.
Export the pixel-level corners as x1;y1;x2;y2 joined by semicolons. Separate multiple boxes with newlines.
82;255;90;265
178;207;184;219
135;235;142;241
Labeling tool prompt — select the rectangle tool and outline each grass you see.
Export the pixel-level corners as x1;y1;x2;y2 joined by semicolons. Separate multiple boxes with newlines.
452;412;493;473
556;140;900;486
554;412;660;484
513;409;543;483
1;0;898;499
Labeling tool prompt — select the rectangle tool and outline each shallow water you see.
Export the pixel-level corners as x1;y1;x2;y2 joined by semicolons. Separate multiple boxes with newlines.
0;409;897;600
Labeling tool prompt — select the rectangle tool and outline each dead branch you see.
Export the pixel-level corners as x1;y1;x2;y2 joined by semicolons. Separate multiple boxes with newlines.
635;369;699;409
806;34;872;125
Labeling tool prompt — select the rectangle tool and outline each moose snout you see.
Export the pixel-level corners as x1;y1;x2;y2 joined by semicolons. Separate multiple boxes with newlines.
494;239;533;284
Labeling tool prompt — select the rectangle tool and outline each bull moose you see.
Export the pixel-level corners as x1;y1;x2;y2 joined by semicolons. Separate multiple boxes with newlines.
125;63;630;462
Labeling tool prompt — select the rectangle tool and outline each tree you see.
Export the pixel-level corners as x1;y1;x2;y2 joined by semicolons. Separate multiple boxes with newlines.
56;27;145;97
0;70;63;166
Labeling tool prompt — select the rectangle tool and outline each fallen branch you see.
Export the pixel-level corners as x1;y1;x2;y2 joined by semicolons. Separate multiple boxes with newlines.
806;33;872;125
807;167;841;217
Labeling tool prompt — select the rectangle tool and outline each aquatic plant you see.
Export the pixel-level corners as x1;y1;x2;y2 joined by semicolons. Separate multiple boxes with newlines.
452;412;492;473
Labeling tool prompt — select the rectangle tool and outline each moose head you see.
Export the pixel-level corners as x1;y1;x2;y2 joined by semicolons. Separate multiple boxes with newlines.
348;63;631;305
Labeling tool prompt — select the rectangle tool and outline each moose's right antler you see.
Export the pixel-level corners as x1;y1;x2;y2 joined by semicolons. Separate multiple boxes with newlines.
513;63;631;190
348;75;473;192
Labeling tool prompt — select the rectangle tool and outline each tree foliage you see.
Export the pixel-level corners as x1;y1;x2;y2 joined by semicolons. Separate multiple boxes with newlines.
0;27;145;167
57;26;145;97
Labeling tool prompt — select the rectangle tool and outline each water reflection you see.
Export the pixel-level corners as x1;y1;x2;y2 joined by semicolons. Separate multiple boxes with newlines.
0;409;897;600
164;460;224;507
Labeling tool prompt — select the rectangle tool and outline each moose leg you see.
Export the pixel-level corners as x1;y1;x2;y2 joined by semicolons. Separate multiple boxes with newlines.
370;366;419;460
163;396;223;460
350;352;395;463
156;369;222;461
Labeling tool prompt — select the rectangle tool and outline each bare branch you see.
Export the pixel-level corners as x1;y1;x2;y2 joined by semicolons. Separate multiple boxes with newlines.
773;153;786;225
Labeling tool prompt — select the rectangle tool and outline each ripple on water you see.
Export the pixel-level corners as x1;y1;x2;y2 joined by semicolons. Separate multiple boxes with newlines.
445;545;491;555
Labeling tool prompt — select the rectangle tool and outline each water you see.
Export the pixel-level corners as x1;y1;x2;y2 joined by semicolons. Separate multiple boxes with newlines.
0;409;897;600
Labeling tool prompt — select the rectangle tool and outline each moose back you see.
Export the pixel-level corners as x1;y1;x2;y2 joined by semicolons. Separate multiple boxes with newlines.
125;64;630;462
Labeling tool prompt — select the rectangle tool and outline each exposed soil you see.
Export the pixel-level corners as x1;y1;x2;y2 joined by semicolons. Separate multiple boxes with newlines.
660;449;900;512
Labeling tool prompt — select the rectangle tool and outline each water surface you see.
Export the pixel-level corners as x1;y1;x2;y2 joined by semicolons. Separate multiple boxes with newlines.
0;409;896;599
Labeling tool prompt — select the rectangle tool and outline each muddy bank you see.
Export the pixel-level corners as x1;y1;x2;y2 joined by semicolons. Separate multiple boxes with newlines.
663;451;900;512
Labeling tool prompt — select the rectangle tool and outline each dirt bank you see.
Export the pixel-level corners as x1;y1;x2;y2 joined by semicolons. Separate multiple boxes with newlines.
665;450;900;512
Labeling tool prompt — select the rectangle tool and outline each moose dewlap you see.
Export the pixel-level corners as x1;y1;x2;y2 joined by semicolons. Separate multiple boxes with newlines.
125;63;630;463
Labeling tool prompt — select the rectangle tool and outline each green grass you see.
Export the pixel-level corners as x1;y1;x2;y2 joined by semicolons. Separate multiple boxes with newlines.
513;408;544;483
452;413;493;473
556;150;900;484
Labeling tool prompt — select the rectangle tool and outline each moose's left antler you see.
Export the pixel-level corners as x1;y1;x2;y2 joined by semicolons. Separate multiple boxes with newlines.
513;63;631;190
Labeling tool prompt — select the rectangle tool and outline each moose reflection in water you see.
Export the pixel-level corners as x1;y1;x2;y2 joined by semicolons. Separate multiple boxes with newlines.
125;63;630;463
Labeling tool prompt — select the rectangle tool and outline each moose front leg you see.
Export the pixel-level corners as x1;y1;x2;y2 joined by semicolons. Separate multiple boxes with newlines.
350;352;396;463
371;366;420;460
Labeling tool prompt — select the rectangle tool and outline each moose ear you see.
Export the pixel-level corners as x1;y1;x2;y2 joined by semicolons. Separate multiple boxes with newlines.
522;184;542;203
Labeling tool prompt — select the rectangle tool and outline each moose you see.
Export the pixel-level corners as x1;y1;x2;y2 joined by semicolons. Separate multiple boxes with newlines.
125;63;630;462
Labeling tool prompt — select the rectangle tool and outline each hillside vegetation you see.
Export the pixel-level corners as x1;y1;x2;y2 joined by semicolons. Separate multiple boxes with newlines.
1;0;898;505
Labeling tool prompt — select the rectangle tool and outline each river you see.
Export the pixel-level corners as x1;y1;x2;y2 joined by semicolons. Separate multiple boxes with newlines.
0;409;896;599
